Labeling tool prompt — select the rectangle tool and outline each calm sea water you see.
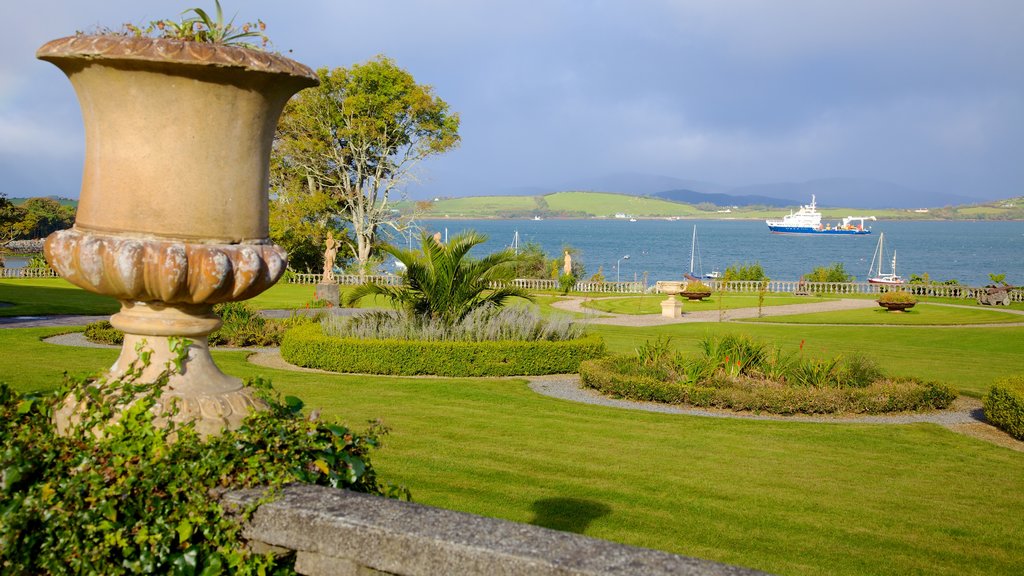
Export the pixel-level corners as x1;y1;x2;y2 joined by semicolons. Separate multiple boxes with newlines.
7;220;1021;287
412;219;1024;286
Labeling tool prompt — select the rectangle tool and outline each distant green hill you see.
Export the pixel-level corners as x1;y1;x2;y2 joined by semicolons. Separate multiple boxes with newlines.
409;191;1024;220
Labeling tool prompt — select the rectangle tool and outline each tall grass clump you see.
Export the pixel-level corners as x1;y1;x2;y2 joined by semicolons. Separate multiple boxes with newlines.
323;305;584;342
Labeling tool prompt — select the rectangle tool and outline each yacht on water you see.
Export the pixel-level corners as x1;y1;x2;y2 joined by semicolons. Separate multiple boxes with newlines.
867;233;904;285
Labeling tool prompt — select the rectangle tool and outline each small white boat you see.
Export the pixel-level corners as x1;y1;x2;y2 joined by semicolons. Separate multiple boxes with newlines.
868;232;904;285
686;225;720;280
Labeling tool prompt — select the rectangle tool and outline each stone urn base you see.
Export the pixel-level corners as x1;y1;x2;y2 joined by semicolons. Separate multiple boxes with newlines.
660;297;683;318
878;301;916;312
53;300;268;437
315;283;340;306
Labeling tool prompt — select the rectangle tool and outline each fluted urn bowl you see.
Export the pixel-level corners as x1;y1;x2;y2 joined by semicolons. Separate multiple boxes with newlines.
38;35;318;436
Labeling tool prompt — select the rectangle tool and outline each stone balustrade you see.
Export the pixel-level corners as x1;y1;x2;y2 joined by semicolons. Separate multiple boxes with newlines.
224;485;765;576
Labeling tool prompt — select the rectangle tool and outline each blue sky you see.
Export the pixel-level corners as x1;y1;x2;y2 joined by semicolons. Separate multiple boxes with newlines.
2;1;1022;201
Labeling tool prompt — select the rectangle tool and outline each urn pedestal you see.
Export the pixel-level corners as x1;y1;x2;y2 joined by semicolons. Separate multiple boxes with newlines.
38;35;318;435
655;281;684;318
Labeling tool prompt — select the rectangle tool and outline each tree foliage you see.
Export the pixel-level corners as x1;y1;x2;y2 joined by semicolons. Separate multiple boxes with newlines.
0;196;74;244
272;57;460;276
723;261;766;281
0;193;22;247
346;231;531;325
807;262;854;283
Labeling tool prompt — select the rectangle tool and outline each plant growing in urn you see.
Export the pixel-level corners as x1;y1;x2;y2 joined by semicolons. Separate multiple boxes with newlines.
681;280;713;300
38;8;318;436
878;289;917;312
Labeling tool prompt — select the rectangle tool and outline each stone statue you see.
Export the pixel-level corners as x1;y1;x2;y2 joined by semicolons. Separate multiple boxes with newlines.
323;231;338;283
563;251;572;276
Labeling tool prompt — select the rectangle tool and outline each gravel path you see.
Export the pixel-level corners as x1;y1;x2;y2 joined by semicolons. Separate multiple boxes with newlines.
553;296;1024;328
552;297;879;326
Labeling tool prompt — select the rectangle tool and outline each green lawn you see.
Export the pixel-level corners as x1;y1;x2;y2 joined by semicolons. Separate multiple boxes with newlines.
582;293;836;315
1;327;1021;576
0;279;119;316
745;303;1023;325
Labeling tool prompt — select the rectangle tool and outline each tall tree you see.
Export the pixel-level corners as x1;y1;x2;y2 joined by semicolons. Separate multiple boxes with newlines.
272;56;460;276
0;193;26;248
8;197;74;240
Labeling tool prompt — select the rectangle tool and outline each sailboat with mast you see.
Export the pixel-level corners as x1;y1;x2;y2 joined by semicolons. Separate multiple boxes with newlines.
685;226;719;280
867;232;903;285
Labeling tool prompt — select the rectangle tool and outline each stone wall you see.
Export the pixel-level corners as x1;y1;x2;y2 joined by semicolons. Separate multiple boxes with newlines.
224;485;767;576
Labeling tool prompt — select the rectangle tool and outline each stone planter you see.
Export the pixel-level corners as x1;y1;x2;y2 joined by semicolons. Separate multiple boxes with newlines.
679;291;711;301
38;35;318;436
878;301;916;312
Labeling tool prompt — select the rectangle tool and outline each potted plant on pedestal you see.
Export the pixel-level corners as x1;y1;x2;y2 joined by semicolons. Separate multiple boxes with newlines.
877;289;917;312
39;5;318;435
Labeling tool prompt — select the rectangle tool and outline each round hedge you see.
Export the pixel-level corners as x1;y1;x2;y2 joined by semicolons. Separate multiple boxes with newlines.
281;323;606;377
984;375;1024;440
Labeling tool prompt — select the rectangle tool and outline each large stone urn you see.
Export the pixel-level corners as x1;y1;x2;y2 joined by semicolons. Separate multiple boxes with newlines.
38;35;318;436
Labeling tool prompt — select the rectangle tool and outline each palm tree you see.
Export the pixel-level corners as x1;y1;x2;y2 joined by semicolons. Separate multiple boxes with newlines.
346;230;532;324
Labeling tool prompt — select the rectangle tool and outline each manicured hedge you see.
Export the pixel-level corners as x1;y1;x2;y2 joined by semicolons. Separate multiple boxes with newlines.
984;375;1024;440
281;323;606;376
579;356;957;415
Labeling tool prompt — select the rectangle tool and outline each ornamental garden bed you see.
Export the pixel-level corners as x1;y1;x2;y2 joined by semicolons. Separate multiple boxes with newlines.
580;334;957;415
281;323;605;377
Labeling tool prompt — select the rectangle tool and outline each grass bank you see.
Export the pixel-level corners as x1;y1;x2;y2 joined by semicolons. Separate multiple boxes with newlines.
1;328;1021;576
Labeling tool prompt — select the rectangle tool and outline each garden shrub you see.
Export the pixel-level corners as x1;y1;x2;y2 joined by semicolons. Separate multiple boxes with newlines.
282;323;605;376
878;290;918;305
683;280;712;294
0;352;405;574
578;334;957;415
984;375;1024;439
83;320;123;345
83;304;317;347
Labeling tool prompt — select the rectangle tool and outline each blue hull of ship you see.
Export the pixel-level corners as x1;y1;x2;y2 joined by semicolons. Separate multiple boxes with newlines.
768;226;871;235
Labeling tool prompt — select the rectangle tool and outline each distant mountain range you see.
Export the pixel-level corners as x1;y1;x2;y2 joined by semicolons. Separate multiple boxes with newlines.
653;189;792;208
410;172;983;209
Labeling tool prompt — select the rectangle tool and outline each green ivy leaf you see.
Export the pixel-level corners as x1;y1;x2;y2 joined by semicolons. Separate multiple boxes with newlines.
177;519;193;544
284;395;304;414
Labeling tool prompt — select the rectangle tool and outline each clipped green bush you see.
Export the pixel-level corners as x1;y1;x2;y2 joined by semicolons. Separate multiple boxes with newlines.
984;375;1024;439
282;323;605;376
0;362;405;573
82;304;317;347
878;290;918;305
83;320;123;345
